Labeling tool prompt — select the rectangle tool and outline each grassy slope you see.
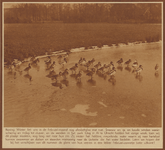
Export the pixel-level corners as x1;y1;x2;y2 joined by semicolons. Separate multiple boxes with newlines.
4;23;161;63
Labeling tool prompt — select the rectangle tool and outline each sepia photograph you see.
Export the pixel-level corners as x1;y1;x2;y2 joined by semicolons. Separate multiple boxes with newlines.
2;1;163;148
2;2;163;149
3;2;162;128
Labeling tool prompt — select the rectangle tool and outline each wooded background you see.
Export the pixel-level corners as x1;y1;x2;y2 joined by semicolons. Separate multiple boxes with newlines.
4;3;161;23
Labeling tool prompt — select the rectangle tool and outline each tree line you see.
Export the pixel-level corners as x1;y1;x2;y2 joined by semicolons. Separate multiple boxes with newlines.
4;3;161;23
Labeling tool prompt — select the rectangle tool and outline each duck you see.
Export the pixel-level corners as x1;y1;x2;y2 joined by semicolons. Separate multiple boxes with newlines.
78;57;83;64
81;58;86;65
135;65;143;75
76;71;82;82
31;58;39;65
98;64;106;73
51;72;62;82
12;60;22;68
108;67;116;77
109;61;114;71
132;59;138;68
78;57;86;65
46;70;56;78
124;59;131;66
30;55;35;61
155;64;159;72
24;63;31;73
45;56;51;63
104;61;114;72
52;82;63;89
48;61;55;70
104;63;112;72
59;58;67;66
45;60;51;67
84;61;92;70
29;76;32;82
62;69;69;80
94;62;101;70
86;68;95;80
63;52;69;58
90;58;95;65
116;58;123;65
57;55;63;59
45;56;51;67
70;63;78;74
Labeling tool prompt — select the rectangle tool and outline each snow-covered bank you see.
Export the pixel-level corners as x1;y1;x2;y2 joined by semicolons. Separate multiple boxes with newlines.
5;40;162;67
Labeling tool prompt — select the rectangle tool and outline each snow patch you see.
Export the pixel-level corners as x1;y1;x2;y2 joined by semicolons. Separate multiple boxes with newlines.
98;101;107;107
89;122;97;126
119;116;125;119
70;104;97;116
141;114;146;117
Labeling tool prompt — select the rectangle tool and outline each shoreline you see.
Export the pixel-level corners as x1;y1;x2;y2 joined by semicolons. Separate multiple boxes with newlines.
4;40;162;67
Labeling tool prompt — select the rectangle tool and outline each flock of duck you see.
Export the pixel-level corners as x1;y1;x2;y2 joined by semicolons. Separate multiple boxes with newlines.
7;52;159;89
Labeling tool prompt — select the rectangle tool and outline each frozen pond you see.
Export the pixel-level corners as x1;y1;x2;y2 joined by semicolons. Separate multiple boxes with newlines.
4;42;162;127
